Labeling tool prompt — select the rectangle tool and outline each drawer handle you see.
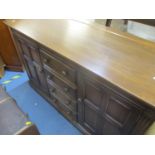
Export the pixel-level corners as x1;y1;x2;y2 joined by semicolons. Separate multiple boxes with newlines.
43;58;48;63
38;67;43;72
32;61;43;72
78;98;82;102
62;70;67;76
47;75;52;80
64;87;69;92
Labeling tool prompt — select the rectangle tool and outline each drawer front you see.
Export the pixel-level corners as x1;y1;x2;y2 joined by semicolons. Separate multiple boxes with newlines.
40;49;76;83
47;81;76;112
44;69;76;100
49;94;76;121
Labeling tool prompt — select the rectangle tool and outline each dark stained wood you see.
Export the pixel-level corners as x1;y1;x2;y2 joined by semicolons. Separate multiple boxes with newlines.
6;20;155;135
106;19;112;26
77;74;106;134
77;71;149;135
4;20;155;108
45;69;76;100
40;48;76;84
16;124;40;135
0;20;22;71
13;33;49;94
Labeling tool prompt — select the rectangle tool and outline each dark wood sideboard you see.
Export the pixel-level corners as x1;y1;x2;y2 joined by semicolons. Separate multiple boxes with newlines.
5;20;155;135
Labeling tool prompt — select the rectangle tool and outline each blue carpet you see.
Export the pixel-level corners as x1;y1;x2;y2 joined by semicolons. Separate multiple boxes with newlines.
0;71;81;135
0;70;28;92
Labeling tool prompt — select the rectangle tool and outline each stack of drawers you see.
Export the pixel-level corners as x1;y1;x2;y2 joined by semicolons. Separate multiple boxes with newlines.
40;49;77;121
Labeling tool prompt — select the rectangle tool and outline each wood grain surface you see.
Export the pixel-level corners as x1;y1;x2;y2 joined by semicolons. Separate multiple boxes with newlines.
4;19;155;107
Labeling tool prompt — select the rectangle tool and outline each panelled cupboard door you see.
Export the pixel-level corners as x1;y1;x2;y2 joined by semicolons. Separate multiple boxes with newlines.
77;72;143;135
13;34;48;93
102;92;143;135
77;74;107;134
13;36;38;85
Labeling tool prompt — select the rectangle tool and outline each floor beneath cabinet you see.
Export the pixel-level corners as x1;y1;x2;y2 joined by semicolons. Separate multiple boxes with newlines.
0;70;81;135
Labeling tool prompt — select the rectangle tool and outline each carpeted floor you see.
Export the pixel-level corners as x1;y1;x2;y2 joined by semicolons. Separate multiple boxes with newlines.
0;70;81;135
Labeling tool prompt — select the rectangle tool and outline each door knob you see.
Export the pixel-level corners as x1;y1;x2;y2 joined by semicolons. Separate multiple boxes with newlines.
39;67;43;72
47;75;52;80
62;70;67;76
64;87;69;92
43;58;48;63
78;98;82;102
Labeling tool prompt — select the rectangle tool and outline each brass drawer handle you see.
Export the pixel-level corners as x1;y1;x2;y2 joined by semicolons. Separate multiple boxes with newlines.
64;87;69;92
62;70;67;76
78;98;82;102
38;67;43;72
47;75;52;80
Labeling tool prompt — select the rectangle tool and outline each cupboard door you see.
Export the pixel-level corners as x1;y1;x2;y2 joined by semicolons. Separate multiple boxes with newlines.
14;37;39;85
24;55;39;86
33;61;49;93
13;35;48;93
77;74;107;134
102;92;143;134
77;72;143;135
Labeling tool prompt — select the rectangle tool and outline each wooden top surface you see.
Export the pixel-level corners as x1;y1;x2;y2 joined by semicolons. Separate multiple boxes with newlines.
5;19;155;108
